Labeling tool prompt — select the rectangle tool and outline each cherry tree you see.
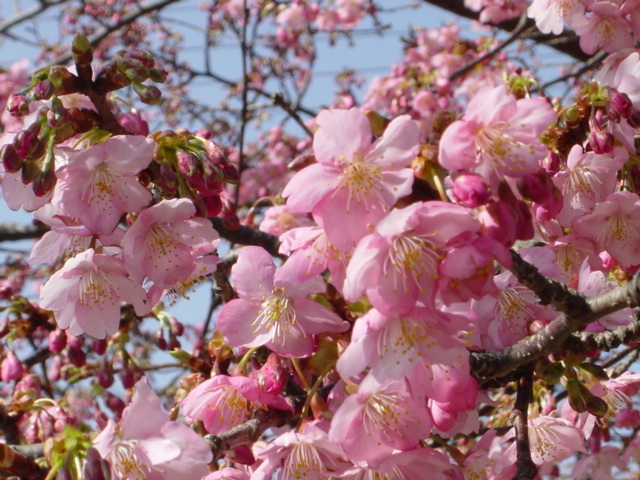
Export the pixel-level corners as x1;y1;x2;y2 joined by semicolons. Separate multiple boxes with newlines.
2;1;640;479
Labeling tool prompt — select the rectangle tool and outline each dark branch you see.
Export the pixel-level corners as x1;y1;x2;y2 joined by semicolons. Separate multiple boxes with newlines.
211;217;281;258
422;0;590;62
511;367;538;480
0;223;47;243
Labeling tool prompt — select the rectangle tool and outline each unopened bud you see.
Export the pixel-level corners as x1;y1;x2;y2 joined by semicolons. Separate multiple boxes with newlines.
32;168;57;197
47;97;71;129
7;93;29;117
588;129;614;154
83;448;111;480
257;353;286;394
451;172;491;208
33;80;55;101
133;83;162;105
149;64;168;83
48;329;67;354
125;49;155;69
1;144;23;173
21;160;40;184
609;89;632;119
72;33;93;65
1;350;24;383
176;149;199;177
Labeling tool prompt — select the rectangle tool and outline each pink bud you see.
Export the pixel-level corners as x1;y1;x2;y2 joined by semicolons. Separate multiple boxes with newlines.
118;112;149;135
227;445;255;465
588;129;614;154
451;172;491;207
1;350;23;382
1;144;23;173
615;408;640;429
83;448;111;480
543;151;561;175
92;338;108;355
7;93;29;117
257;353;287;394
609;89;632;119
48;329;67;354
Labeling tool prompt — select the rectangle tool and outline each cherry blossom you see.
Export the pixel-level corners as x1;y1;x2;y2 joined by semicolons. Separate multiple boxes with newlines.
52;135;154;235
39;248;149;338
217;246;348;357
121;198;220;289
439;85;556;186
180;374;292;435
93;378;212;480
283;108;420;249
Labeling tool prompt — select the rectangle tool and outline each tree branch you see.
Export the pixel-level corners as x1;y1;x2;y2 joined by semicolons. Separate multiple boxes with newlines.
0;223;47;243
511;367;538;480
0;443;46;480
422;0;590;62
470;259;640;381
211;217;280;258
204;408;290;462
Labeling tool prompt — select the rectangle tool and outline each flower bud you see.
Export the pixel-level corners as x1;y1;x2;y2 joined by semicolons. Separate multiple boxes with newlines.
72;33;93;65
588;129;614;154
1;350;24;382
14;125;41;159
33;80;55;101
7;93;30;117
21;160;40;184
67;347;86;367
609;89;632;119
257;353;286;394
203;195;223;217
118;112;149;135
543;151;561;175
48;329;67;354
125;49;155;69
92;338;108;355
1;144;23;173
176;149;199;177
47;97;71;129
149;64;168;83
451;172;491;207
155;329;168;350
97;363;114;389
83;448;111;480
133;83;162;105
32;168;57;197
120;366;136;389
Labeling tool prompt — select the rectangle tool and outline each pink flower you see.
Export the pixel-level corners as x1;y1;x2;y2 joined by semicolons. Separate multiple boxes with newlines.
344;201;481;314
1;350;23;383
203;469;249;480
216;246;349;357
572;191;640;268
439;85;556;185
570;2;634;54
329;374;432;465
527;0;583;35
52;135;154;234
39;248;149;339
121;198;220;289
181;374;292;435
93;378;212;480
283;108;419;249
337;307;469;385
500;416;585;467
252;422;349;480
340;447;455;479
259;204;313;237
553;145;628;227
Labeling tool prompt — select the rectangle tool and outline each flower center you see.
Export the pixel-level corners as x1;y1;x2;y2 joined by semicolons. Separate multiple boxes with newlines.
337;161;384;213
564;165;600;203
146;222;181;257
283;442;323;480
79;269;118;309
383;234;440;293
602;214;637;250
378;316;427;362
87;165;116;203
363;391;410;444
111;439;150;480
475;124;528;174
211;385;250;426
252;288;300;343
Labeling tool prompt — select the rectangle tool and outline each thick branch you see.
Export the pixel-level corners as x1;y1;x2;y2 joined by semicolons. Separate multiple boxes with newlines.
422;0;590;62
471;262;640;380
511;367;537;480
0;223;47;243
211;217;280;257
0;443;46;480
204;408;290;461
